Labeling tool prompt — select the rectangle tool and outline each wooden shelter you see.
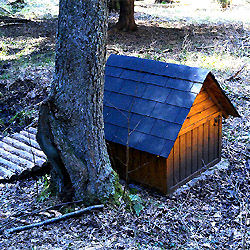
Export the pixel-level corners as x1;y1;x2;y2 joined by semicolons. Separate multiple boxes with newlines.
103;54;239;194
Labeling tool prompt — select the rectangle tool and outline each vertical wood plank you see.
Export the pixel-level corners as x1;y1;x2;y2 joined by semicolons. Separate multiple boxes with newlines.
159;157;167;194
191;127;198;173
128;148;138;181
149;155;166;192
107;141;117;170
140;151;150;185
117;144;127;179
203;121;209;166
179;134;186;181
173;138;180;186
186;131;192;176
148;153;156;187
166;149;174;192
214;117;219;160
218;114;222;160
209;118;215;162
197;125;204;170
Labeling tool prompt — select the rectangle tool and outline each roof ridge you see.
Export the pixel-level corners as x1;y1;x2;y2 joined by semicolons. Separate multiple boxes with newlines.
107;54;210;83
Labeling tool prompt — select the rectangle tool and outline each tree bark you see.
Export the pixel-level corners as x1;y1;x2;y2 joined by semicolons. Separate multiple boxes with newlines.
114;0;137;31
108;0;119;12
37;0;120;204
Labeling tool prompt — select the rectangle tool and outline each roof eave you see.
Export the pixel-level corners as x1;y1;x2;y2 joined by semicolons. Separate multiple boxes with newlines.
204;73;240;118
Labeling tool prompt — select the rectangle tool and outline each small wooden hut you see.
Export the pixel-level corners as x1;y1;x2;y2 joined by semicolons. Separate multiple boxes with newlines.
103;54;239;194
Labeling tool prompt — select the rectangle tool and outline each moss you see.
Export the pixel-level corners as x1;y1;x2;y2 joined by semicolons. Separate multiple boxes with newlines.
106;171;132;208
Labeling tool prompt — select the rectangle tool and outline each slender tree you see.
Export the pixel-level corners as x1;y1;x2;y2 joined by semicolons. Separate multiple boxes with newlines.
114;0;137;31
37;0;120;204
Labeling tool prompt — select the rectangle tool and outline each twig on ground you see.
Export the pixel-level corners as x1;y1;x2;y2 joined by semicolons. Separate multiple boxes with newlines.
107;47;120;54
14;199;85;218
3;204;104;235
0;7;11;15
0;16;31;24
225;64;246;81
2;199;86;231
196;45;215;50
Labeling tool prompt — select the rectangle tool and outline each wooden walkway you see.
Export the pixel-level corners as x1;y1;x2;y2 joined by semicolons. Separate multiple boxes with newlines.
0;127;47;181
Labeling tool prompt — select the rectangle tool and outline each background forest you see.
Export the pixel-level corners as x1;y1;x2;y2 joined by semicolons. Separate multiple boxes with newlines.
0;0;250;249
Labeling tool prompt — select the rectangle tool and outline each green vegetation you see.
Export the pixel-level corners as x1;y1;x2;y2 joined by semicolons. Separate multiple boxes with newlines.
0;0;59;18
217;0;231;8
129;193;145;216
37;174;51;203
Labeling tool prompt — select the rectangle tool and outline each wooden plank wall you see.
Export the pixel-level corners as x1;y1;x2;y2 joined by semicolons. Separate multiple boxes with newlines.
107;89;224;194
166;105;222;193
180;88;220;131
107;141;167;193
166;88;223;192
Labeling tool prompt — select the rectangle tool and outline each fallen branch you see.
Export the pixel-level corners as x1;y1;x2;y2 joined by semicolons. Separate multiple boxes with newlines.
0;7;11;15
196;45;215;50
0;16;31;24
13;199;85;218
4;204;104;235
107;47;120;54
2;199;87;232
226;64;246;81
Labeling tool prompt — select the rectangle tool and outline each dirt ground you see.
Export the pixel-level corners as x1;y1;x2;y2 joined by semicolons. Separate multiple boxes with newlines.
0;2;250;249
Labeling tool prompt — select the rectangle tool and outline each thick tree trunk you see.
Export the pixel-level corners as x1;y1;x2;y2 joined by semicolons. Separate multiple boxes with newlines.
114;0;137;31
37;0;120;204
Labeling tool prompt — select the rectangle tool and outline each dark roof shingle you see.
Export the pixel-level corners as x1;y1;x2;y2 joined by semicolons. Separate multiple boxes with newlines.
103;54;209;158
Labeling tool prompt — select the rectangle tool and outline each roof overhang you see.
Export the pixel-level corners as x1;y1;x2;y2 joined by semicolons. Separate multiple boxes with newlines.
203;73;240;118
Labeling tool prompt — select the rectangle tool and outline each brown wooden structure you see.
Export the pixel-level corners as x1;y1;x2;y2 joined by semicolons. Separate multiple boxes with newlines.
104;55;239;194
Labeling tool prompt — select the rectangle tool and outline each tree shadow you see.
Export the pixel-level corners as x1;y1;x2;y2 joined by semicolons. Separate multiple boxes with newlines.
107;16;245;58
0;14;244;67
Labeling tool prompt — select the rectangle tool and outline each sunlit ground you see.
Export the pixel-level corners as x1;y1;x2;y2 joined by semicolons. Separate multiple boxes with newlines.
133;0;250;78
0;0;59;18
136;0;250;25
0;0;249;80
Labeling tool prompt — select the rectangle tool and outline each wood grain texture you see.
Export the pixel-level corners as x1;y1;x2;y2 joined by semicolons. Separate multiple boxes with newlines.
181;104;219;131
179;135;186;181
173;137;180;186
191;127;198;173
166;148;174;192
186;131;192;177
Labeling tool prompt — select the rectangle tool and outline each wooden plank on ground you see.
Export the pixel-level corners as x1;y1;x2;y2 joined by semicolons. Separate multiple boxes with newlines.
0;127;47;181
2;137;46;159
10;133;41;150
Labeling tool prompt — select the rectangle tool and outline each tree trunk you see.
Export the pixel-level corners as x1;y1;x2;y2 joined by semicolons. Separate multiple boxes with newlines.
37;0;120;204
108;0;119;12
114;0;137;31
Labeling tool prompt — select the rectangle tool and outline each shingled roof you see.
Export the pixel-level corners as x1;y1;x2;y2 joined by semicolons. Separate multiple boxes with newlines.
103;54;236;158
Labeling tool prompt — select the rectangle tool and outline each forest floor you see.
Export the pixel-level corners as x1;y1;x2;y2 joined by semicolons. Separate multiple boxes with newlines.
0;0;250;249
